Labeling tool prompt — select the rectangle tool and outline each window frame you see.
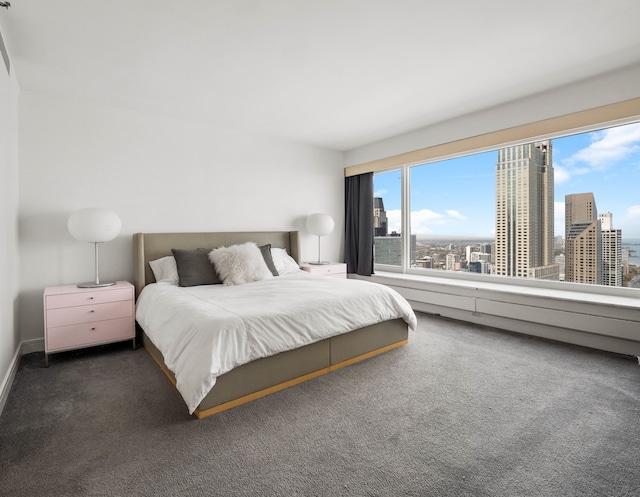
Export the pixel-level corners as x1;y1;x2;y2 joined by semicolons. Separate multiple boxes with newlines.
362;98;640;297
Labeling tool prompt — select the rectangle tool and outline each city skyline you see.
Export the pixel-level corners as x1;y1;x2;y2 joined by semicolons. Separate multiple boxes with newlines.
374;121;640;239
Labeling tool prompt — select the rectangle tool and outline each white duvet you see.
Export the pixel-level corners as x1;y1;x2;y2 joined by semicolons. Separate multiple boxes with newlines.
135;271;417;413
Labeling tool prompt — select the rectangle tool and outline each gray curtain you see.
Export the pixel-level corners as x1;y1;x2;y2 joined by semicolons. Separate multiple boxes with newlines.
345;173;374;275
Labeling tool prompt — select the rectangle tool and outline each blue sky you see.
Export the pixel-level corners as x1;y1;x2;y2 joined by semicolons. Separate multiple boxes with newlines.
374;121;640;239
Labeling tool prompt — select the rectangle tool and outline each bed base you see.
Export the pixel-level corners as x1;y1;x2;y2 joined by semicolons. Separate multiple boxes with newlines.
140;319;408;419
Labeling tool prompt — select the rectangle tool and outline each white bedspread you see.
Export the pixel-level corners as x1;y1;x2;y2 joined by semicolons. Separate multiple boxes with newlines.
135;271;417;413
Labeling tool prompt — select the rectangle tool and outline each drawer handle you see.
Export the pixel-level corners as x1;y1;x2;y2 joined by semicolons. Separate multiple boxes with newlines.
90;310;95;313
91;327;96;331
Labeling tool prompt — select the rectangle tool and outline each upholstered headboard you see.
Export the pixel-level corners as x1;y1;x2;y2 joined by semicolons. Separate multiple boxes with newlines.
132;231;301;298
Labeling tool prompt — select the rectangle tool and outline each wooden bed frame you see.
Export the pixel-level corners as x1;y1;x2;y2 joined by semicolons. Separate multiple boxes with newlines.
133;231;409;418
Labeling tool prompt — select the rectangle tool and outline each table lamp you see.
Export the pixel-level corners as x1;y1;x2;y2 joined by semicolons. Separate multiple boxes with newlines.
306;213;334;265
68;207;121;287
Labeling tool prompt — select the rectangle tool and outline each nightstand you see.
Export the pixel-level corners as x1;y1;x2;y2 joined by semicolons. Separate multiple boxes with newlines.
300;262;347;279
43;281;135;367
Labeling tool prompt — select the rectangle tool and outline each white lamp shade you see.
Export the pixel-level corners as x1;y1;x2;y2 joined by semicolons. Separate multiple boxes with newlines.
68;208;122;242
306;213;334;236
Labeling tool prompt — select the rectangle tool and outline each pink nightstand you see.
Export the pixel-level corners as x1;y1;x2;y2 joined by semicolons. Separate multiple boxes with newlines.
43;281;135;367
300;262;347;279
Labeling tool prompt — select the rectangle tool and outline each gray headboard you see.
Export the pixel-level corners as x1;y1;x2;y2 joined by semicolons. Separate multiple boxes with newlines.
132;231;301;298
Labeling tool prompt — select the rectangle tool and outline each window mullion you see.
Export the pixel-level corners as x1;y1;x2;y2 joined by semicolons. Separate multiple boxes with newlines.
401;165;411;273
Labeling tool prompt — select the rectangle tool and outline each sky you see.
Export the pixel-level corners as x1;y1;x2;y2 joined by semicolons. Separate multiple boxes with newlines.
374;121;640;239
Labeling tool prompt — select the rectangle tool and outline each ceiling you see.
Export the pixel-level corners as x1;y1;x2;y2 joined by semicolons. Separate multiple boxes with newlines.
1;1;640;151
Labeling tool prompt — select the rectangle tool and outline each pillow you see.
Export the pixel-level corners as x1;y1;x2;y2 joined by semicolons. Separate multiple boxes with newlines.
271;247;300;275
259;244;279;277
171;248;222;287
208;242;274;286
148;256;179;284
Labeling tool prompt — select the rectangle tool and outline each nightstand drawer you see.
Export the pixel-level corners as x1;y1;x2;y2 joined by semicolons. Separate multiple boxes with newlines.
301;263;347;278
45;287;132;309
46;300;133;328
46;317;135;352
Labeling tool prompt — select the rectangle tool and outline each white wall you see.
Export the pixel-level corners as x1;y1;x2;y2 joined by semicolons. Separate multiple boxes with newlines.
18;91;344;345
0;49;20;411
345;62;640;167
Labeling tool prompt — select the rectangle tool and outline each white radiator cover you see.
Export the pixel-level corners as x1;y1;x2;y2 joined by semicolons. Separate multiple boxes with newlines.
352;273;640;357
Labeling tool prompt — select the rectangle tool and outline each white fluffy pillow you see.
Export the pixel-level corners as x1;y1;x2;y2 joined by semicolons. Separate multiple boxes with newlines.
271;247;300;275
208;242;274;286
148;256;179;284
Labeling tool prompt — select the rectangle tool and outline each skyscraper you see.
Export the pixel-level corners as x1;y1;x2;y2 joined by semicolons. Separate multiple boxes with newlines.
495;140;558;280
599;212;622;286
565;192;602;285
373;197;388;237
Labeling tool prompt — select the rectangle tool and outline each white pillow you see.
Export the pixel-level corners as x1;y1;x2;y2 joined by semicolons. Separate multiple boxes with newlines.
208;242;274;286
148;256;179;284
271;247;300;275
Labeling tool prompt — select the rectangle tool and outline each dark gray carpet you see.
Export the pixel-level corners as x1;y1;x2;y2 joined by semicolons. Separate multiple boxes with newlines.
1;313;639;497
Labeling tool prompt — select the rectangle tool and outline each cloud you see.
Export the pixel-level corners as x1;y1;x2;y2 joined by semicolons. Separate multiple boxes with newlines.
385;209;402;233
384;208;470;234
564;122;640;170
554;166;571;184
374;188;388;197
627;205;640;220
445;209;467;220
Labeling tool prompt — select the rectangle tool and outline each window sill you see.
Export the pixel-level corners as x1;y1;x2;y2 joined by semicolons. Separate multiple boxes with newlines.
351;271;640;357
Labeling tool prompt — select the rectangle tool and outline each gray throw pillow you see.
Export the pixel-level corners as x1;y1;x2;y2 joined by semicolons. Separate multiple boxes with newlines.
259;244;279;276
171;248;222;287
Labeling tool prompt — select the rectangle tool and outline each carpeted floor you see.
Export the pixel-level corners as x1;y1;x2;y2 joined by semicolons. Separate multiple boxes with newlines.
1;312;639;497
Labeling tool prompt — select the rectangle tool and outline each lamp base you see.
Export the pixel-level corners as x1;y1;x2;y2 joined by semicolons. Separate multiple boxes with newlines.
77;281;116;288
307;261;331;265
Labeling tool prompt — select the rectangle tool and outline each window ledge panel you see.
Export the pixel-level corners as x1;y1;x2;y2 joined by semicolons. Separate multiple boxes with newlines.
351;271;640;357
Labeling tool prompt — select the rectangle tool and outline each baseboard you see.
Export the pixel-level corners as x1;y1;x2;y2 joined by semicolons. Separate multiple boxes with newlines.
21;337;44;355
0;345;21;418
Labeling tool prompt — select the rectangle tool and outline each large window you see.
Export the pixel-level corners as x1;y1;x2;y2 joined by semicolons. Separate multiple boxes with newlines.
373;121;640;289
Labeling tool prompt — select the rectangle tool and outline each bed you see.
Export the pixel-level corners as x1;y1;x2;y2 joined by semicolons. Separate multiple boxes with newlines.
133;231;416;418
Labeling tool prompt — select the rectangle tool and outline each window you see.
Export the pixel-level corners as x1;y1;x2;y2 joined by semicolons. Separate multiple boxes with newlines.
373;121;640;289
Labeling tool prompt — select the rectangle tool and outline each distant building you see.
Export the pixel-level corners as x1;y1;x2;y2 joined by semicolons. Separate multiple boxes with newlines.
373;197;388;237
374;234;416;266
446;253;460;271
465;245;473;262
599;212;622;286
415;256;433;269
470;252;491;264
480;243;492;256
554;253;565;280
554;236;564;250
565;193;601;285
469;261;490;274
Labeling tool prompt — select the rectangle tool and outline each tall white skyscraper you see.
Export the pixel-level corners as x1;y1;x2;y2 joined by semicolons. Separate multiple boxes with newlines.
495;141;558;280
599;212;622;286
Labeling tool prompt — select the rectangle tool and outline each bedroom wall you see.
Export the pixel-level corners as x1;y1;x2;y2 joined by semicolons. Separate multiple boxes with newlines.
0;46;20;412
18;91;344;347
345;62;640;167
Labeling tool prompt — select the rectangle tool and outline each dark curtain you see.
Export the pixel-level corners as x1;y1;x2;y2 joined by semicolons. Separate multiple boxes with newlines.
344;172;374;275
